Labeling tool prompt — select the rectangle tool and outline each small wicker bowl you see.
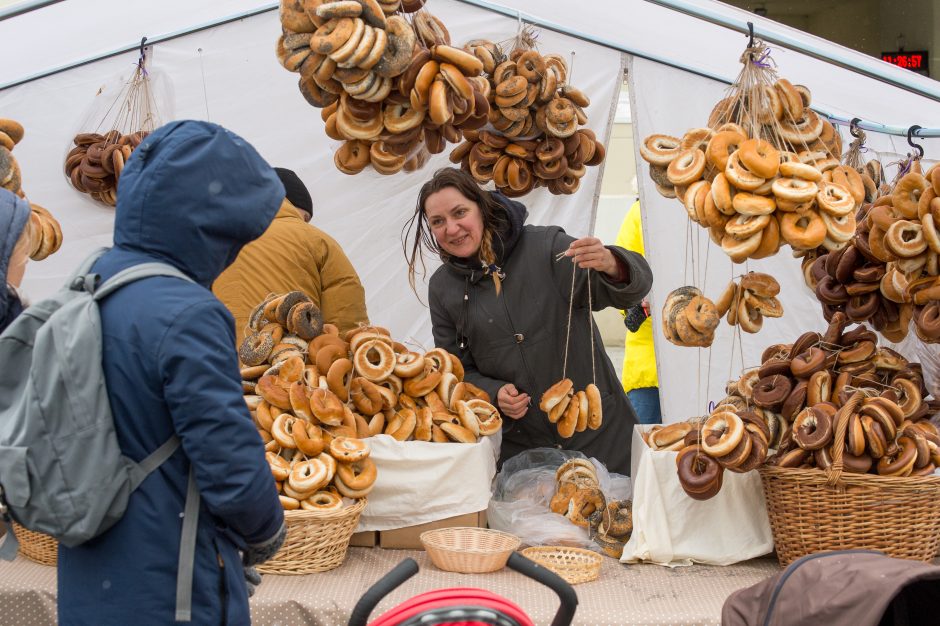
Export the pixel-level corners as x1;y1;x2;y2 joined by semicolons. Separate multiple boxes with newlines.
420;527;521;574
521;546;602;584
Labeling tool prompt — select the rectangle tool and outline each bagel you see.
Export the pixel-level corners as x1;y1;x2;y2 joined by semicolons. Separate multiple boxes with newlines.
701;411;745;458
431;44;483;76
738;138;779;179
667;148;706;186
350;376;383;415
354;339;396;382
400;363;440;399
309;387;346;426
640;134;681;166
414;11;450;47
540;378;574;413
335;457;377;496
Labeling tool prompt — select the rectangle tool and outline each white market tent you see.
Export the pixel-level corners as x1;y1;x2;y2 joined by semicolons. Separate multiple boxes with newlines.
2;0;939;423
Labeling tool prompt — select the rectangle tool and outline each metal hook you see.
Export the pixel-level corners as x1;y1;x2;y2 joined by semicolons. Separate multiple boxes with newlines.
907;125;925;158
746;21;755;48
849;117;862;139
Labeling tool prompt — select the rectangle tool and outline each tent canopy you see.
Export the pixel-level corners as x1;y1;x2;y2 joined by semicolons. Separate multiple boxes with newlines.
2;0;938;421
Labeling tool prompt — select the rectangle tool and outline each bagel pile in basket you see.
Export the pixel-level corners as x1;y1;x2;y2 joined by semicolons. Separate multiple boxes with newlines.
64;130;148;207
802;163;940;343
662;272;782;347
240;290;502;461
538;378;603;438
0;117;64;260
449;42;606;196
278;1;491;175
640;77;874;263
548;459;632;558
656;312;939;500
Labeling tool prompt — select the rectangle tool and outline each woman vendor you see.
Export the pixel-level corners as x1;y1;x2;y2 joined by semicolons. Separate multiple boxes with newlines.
404;167;653;474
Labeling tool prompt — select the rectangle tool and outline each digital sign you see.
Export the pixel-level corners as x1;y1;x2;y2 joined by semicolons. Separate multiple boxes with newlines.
881;50;929;74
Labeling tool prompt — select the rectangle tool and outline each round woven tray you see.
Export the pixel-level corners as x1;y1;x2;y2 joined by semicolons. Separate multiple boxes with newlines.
521;546;602;584
759;392;940;566
12;522;57;566
420;527;521;574
256;498;367;575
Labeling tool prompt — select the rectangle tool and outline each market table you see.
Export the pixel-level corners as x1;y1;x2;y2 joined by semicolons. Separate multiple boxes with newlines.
0;548;781;625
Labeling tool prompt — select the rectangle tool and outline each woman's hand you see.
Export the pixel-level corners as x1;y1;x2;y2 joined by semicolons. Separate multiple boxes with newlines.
497;384;530;419
564;237;620;278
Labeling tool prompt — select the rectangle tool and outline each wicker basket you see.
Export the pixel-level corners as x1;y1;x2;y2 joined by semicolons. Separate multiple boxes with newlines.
520;546;602;584
420;527;521;573
759;393;940;566
12;522;57;566
256;498;367;575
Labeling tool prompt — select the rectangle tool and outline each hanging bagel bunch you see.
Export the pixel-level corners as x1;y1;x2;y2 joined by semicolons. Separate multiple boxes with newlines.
64;130;148;207
449;39;606;196
639;59;881;264
0;117;64;261
661;272;782;348
538;378;603;438
661;311;939;500
800;162;940;344
548;459;633;558
277;0;493;175
240;290;502;469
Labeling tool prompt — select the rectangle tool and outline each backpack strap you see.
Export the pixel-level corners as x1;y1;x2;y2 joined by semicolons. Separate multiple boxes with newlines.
92;262;199;621
175;470;201;622
94;262;195;300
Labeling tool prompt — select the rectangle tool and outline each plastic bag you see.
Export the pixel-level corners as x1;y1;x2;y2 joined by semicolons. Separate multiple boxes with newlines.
487;448;631;551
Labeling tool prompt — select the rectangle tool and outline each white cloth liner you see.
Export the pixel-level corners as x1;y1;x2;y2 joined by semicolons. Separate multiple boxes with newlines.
356;432;500;531
622;425;773;567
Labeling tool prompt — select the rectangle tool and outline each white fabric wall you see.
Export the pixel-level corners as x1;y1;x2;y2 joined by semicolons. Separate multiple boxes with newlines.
4;0;940;421
628;55;940;423
2;1;624;346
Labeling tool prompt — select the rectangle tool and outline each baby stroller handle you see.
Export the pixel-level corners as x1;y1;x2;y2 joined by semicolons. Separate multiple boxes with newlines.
506;552;578;626
348;558;420;626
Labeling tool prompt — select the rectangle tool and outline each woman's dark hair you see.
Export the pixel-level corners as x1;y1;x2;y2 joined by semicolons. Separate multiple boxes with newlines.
403;167;511;296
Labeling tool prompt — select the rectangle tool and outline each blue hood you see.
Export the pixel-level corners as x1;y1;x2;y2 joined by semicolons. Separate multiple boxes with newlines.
113;120;285;287
0;187;31;323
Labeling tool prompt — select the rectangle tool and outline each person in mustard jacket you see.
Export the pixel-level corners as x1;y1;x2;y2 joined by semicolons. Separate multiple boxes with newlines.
213;168;369;343
615;200;662;424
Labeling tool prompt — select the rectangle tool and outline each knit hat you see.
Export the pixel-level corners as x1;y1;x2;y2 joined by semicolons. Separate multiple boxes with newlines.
274;167;312;218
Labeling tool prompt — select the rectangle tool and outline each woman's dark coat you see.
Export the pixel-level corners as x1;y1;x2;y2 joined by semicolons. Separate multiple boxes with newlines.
429;195;653;474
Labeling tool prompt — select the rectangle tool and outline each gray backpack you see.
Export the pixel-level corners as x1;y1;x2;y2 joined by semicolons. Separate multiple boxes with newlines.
0;249;202;621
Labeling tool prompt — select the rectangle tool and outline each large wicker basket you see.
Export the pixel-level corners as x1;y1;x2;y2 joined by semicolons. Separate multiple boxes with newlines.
256;498;367;575
12;522;58;566
759;393;940;566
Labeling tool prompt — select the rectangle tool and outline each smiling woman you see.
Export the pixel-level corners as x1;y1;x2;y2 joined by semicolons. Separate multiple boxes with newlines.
402;167;654;474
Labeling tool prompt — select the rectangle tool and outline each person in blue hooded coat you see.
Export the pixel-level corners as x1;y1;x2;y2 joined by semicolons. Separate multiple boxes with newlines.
57;121;286;626
0;188;32;333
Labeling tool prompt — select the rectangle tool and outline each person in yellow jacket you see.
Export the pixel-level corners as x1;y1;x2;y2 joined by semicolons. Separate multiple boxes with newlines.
615;200;661;424
213;168;369;344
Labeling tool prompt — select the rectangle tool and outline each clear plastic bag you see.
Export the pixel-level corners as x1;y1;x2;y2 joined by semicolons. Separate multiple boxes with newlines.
487;448;631;551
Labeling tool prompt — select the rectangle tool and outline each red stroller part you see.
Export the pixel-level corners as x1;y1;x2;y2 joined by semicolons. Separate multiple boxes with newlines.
348;552;578;626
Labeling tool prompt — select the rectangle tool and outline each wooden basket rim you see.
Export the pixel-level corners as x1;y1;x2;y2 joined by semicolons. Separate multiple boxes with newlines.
420;527;521;554
759;465;940;488
282;497;367;520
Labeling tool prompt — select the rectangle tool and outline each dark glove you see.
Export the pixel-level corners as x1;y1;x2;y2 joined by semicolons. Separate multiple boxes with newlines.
243;521;286;567
624;303;648;333
244;566;262;598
